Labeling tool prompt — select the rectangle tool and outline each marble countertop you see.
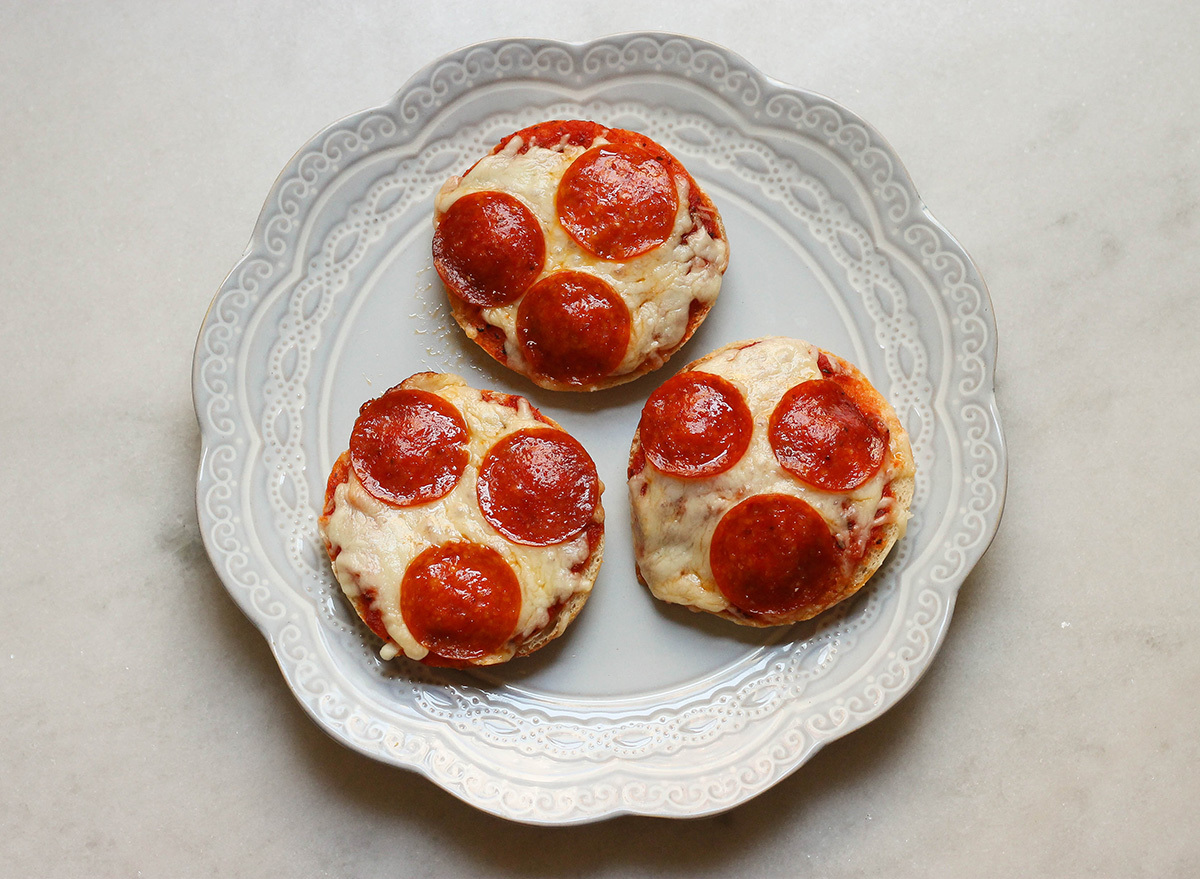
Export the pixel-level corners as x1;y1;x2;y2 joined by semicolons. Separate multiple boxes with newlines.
3;2;1196;875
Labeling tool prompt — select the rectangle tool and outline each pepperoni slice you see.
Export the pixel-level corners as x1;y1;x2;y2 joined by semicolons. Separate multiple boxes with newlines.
400;542;521;661
709;494;842;617
477;428;600;546
349;387;468;507
433;191;545;307
556;143;679;260
516;271;631;385
769;379;887;491
638;372;753;478
494;119;606;155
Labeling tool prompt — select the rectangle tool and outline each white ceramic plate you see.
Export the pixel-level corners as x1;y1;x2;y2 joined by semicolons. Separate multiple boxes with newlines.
193;33;1005;824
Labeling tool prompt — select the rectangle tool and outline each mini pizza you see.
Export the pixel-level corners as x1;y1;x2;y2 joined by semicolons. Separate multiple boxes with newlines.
432;119;729;391
319;372;604;666
627;337;916;627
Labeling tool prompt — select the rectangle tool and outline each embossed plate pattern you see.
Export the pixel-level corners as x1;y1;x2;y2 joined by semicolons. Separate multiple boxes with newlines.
193;33;1006;824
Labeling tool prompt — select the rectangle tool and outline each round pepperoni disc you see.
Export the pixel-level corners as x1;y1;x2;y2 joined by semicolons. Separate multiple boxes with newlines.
516;271;632;385
638;372;753;478
477;428;600;546
400;542;521;661
433;191;545;307
495;119;606;155
769;379;888;491
349;388;468;507
556;143;678;260
709;494;842;617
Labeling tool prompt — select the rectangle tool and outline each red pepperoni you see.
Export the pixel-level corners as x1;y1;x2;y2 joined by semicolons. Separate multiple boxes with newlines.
494;119;606;155
638;372;753;478
477;428;600;546
769;379;887;491
516;271;631;385
433;191;545;307
556;143;679;260
349;387;468;507
709;494;842;617
400;542;521;661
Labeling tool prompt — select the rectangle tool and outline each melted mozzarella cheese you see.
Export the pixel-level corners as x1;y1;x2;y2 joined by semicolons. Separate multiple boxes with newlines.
434;135;729;377
628;337;913;614
321;373;599;661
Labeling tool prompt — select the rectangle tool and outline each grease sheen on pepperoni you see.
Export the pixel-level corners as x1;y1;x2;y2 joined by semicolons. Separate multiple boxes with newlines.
433;191;545;306
494;119;606;155
769;379;887;491
349;388;468;507
709;494;842;617
638;371;753;478
477;427;600;546
400;542;521;660
556;143;679;260
517;271;631;385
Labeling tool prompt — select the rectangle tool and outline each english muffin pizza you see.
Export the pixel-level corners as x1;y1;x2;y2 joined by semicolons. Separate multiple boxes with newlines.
319;373;604;666
627;337;915;627
432;119;729;391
